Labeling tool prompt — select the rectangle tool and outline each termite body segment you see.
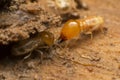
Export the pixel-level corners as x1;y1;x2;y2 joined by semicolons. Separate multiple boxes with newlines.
76;16;104;38
11;31;54;56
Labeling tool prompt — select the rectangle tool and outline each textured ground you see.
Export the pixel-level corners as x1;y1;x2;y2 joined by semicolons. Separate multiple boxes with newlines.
0;0;120;80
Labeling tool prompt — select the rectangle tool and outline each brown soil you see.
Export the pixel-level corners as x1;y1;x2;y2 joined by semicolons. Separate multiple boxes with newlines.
0;0;120;80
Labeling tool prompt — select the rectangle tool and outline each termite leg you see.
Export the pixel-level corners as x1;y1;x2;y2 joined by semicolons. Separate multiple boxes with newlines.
85;32;93;39
64;40;70;49
23;52;32;60
56;39;69;49
55;43;63;49
100;26;106;34
35;50;43;64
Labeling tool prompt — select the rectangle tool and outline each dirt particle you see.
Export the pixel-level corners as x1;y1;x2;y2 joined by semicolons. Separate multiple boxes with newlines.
0;74;6;80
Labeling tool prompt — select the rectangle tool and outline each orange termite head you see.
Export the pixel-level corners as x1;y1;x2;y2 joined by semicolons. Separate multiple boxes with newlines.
39;31;54;46
58;19;80;43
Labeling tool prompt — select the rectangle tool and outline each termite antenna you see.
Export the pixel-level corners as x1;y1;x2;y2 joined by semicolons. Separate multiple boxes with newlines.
57;37;64;44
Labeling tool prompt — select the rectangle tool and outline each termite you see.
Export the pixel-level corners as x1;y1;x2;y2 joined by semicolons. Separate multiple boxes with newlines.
11;31;54;58
54;0;88;11
59;16;104;42
55;0;71;10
